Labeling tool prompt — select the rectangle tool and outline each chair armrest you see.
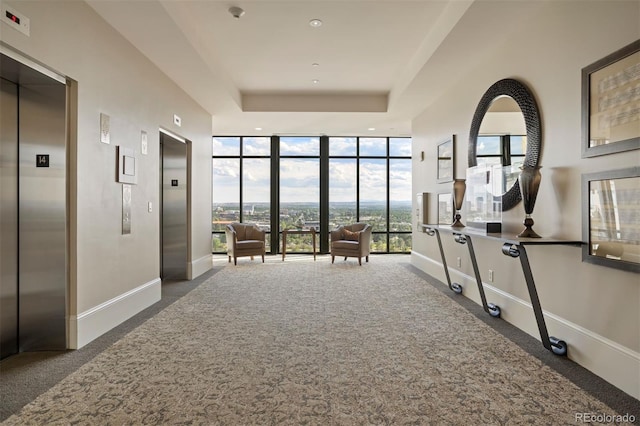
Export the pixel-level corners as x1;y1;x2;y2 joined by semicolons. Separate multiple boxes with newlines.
225;226;237;248
359;225;372;252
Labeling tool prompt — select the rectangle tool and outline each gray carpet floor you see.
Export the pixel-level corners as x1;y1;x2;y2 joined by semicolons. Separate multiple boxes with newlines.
1;255;638;424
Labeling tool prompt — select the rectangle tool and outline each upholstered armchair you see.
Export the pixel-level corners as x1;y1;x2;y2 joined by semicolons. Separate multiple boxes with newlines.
330;223;372;265
225;223;266;265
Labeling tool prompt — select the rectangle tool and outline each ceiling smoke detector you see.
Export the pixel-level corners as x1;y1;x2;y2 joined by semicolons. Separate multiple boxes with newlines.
228;6;245;19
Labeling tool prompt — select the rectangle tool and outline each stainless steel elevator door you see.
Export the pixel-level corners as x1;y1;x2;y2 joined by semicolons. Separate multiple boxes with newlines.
0;78;19;359
161;133;188;280
18;81;67;352
0;53;67;359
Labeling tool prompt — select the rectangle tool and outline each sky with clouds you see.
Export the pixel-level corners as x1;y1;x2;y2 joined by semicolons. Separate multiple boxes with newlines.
212;136;411;205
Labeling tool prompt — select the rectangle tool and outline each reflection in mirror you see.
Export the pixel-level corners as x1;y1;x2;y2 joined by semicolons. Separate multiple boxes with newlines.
468;78;542;211
584;171;640;273
477;96;526;195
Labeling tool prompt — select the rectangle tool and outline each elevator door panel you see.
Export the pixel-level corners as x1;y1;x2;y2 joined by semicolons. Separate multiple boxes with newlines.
18;81;67;351
0;79;19;359
161;133;187;280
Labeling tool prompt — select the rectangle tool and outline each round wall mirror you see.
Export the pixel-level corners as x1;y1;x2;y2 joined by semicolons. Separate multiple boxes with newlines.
468;78;541;211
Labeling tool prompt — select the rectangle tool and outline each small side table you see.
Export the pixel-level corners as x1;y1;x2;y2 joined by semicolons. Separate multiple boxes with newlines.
282;228;317;261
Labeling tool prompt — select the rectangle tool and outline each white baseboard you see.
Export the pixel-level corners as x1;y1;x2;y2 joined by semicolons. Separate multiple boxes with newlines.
188;254;213;280
411;251;640;400
69;278;161;349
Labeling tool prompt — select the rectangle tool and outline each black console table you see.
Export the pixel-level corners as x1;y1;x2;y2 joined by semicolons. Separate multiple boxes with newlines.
422;224;582;356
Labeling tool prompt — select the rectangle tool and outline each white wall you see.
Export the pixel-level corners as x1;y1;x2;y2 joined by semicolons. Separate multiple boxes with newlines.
1;0;213;347
411;1;639;399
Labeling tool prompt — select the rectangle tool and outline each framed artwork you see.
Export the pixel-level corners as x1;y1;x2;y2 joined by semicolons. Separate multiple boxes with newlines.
581;166;640;272
437;136;454;183
581;39;640;158
437;192;453;225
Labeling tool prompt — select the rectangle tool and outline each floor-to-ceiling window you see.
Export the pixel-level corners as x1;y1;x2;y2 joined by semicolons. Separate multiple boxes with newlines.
212;135;412;254
329;137;412;253
388;137;413;253
211;136;271;252
279;137;320;253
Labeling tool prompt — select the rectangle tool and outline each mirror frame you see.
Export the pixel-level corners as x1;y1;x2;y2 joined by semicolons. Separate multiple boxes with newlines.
468;78;541;211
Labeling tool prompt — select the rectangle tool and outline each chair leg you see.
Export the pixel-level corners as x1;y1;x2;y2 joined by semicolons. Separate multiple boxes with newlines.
228;256;231;263
262;254;265;263
250;256;254;261
331;255;335;264
366;255;369;262
358;257;362;266
344;257;347;261
234;256;237;265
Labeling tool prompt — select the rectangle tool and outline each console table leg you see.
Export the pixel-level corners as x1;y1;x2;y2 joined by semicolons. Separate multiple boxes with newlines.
509;244;567;356
463;235;501;318
282;231;286;261
434;229;462;294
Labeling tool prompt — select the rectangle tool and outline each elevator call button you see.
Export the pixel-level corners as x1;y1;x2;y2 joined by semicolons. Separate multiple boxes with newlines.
36;155;49;167
171;179;178;186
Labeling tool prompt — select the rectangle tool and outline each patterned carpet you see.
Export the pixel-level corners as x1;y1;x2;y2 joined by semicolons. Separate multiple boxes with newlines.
2;256;623;425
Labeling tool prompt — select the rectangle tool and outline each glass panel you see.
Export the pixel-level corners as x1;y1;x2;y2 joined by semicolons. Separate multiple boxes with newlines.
477;136;501;155
280;136;319;156
510;135;527;156
212;233;227;253
212;158;239;231
389;233;411;253
280;158;319;231
359;137;387;156
329;137;356;156
212;136;240;156
389;137;412;157
243;158;271;235
360;159;387;232
389;159;412;233
329;159;357;229
370;233;388;252
243;137;270;156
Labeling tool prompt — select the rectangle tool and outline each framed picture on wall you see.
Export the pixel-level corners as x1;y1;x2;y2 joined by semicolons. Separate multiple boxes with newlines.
437;192;453;225
436;136;455;183
582;166;640;273
581;39;640;158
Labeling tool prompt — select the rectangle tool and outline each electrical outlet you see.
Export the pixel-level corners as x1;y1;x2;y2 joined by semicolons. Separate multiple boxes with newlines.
488;269;494;282
456;257;461;268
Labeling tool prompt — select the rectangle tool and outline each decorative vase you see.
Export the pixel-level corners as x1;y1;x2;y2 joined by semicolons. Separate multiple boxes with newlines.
517;165;542;238
451;178;466;228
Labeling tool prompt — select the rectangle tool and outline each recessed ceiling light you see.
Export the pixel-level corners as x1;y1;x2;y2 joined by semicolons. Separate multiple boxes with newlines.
228;6;245;19
312;63;319;67
312;79;319;84
255;127;262;131
309;19;322;28
368;127;376;131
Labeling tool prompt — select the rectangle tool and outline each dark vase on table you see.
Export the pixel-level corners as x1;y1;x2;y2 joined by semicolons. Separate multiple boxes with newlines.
518;165;542;238
451;179;466;228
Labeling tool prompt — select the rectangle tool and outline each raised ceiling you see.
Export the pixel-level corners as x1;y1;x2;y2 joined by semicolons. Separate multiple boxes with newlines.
87;0;475;136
